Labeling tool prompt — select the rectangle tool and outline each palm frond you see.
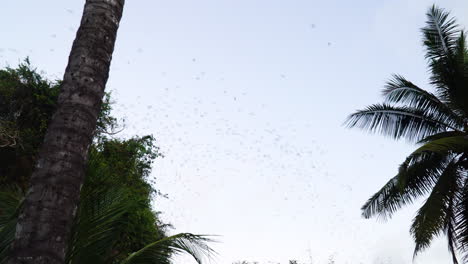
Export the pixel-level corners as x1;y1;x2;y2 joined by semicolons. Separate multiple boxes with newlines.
423;5;458;61
362;152;449;220
449;30;468;115
0;186;23;228
411;135;468;156
411;159;461;258
0;220;16;264
345;104;461;142
66;187;133;264
418;131;467;144
0;186;23;264
361;177;402;220
454;169;468;260
455;30;468;74
424;6;468;114
396;135;467;194
382;74;464;126
447;200;460;264
122;233;216;264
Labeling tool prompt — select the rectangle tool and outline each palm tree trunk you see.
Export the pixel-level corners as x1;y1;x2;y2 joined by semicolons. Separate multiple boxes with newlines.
7;1;125;263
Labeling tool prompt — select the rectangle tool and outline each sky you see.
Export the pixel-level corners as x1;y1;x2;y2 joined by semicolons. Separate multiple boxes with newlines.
2;1;468;263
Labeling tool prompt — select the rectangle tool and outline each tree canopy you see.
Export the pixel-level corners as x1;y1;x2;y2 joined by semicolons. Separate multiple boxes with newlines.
0;61;214;264
346;5;468;263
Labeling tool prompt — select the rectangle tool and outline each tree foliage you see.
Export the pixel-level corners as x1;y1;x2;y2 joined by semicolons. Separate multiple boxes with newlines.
345;5;468;263
0;61;214;263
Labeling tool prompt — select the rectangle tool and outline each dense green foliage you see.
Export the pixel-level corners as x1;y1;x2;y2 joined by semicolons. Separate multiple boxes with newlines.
0;59;120;189
0;61;214;263
0;59;60;189
83;136;168;262
346;6;468;263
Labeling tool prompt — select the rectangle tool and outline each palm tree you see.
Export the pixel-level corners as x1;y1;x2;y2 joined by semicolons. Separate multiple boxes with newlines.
7;1;125;263
345;5;468;263
0;183;215;264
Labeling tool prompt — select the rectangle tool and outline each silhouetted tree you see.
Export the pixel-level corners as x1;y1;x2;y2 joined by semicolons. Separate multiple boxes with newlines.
346;5;468;263
7;1;125;263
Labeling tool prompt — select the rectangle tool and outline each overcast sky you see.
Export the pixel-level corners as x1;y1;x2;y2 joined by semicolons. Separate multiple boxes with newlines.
2;1;468;263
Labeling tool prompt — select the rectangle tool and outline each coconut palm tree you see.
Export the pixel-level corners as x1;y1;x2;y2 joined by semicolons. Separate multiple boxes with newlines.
0;183;215;264
7;1;125;263
345;5;468;263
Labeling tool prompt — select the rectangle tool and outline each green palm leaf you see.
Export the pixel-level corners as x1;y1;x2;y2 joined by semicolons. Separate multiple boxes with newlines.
423;6;468;114
345;104;460;142
423;5;458;61
454;173;468;256
0;220;16;264
0;183;215;264
122;233;216;264
0;186;22;228
418;131;467;144
411;136;468;156
410;159;461;260
382;75;464;127
457;30;468;65
361;152;449;220
0;186;23;264
447;203;460;264
66;187;133;264
448;30;468;115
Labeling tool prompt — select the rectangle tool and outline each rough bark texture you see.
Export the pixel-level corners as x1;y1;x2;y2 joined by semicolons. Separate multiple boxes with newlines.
7;1;125;263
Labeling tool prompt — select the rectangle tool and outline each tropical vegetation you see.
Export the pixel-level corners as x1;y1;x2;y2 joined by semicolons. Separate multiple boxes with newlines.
346;5;468;263
0;61;214;264
8;1;127;262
